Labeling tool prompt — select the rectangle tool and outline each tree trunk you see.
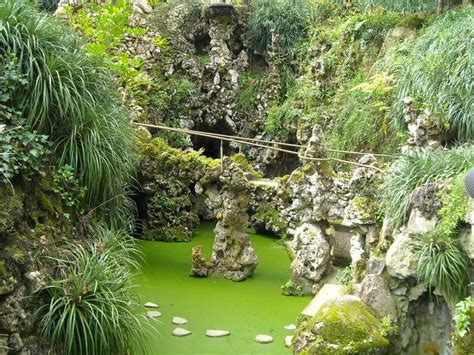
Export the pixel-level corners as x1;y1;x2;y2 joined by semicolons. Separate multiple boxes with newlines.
437;0;445;14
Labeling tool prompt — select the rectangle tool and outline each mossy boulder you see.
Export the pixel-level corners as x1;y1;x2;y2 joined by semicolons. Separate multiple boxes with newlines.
0;188;23;238
293;296;389;354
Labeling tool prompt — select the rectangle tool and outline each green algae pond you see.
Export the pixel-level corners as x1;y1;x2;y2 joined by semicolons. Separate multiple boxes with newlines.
134;222;311;355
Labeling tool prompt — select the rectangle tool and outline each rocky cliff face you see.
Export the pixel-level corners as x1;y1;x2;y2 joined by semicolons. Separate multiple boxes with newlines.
0;180;81;354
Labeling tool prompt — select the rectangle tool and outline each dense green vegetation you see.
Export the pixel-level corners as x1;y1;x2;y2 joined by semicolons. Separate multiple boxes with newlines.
0;0;135;219
380;145;474;227
391;7;474;140
33;226;150;355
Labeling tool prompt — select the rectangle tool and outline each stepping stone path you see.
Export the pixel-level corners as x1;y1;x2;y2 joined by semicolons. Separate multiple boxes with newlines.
172;328;192;337
285;335;293;348
146;311;162;318
284;324;296;330
255;335;274;344
144;302;159;308
206;330;230;338
172;316;188;325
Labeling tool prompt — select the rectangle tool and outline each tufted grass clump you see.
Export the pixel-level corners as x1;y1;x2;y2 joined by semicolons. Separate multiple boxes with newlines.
380;145;474;228
0;0;135;217
33;226;150;355
413;233;470;303
246;0;313;60
391;7;474;140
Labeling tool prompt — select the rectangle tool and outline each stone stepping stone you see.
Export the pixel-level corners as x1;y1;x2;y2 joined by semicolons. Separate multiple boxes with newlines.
206;330;230;338
146;311;162;318
285;335;293;348
172;316;188;325
284;324;296;331
144;302;159;308
255;334;274;344
172;328;192;337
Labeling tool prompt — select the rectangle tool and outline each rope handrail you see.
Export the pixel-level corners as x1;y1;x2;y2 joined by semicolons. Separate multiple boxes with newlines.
133;122;387;173
136;122;399;158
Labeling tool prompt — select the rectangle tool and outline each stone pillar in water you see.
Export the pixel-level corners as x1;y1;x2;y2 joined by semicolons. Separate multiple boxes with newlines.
193;157;258;281
212;158;258;281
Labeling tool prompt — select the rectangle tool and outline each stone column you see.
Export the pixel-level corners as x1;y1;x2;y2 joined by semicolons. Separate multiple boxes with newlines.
211;158;258;281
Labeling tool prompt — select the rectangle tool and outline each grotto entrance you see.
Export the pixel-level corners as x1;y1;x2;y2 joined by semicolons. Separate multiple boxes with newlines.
191;121;235;159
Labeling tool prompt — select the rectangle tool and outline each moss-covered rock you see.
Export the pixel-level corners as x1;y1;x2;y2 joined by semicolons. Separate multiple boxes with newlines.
293;296;389;354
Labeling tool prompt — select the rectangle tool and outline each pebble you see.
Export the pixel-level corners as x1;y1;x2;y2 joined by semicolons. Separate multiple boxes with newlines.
255;334;274;344
284;324;296;331
172;328;192;337
144;302;159;308
206;330;230;337
172;316;188;325
285;335;293;348
146;311;161;318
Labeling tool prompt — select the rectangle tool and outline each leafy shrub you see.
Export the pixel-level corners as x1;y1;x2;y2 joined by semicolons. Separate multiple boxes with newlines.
454;297;473;337
413;233;470;302
392;7;474;140
246;0;313;60
380;145;474;227
380;316;399;337
327;73;401;158
33;226;150;355
53;165;86;209
0;127;51;183
0;0;135;216
336;265;353;285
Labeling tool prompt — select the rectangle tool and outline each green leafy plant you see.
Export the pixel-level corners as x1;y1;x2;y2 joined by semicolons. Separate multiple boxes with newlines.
0;126;51;182
380;316;399;337
358;0;439;12
246;0;313;61
336;265;353;286
53;165;86;208
454;297;473;337
392;7;474;140
380;145;474;227
0;0;135;218
33;226;150;355
412;233;470;303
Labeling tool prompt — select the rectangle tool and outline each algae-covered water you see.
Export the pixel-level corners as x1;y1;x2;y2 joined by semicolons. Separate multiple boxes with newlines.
135;222;310;355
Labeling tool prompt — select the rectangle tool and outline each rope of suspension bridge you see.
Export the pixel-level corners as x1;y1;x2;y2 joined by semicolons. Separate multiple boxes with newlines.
134;122;400;173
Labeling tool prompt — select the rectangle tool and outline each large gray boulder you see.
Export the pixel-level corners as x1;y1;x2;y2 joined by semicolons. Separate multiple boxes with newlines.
360;274;398;321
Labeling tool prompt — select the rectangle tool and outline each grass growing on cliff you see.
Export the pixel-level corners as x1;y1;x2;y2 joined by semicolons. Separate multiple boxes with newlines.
391;7;474;140
33;226;150;355
413;233;470;303
246;0;313;60
380;145;474;227
0;0;135;217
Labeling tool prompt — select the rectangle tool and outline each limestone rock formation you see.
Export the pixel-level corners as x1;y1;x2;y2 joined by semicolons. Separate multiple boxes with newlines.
196;158;258;281
190;245;210;277
284;223;330;295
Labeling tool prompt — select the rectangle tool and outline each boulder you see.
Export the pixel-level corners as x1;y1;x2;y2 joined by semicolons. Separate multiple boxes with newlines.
386;231;417;279
360;274;398;321
144;302;159;308
293;296;389;354
285;223;330;295
284;335;293;348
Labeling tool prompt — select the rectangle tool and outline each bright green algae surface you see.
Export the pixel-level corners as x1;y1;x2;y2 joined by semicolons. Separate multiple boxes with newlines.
134;222;310;355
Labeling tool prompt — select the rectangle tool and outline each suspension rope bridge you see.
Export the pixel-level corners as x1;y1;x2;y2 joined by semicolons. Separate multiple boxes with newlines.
134;122;400;173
